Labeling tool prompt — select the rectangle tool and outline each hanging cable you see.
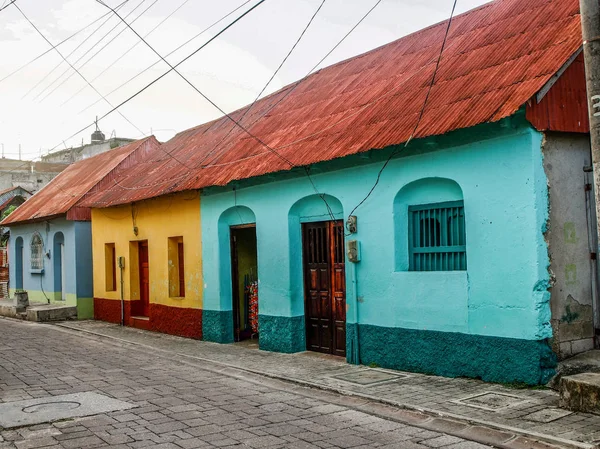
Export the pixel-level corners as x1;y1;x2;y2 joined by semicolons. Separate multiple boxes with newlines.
61;0;191;107
0;5;128;85
346;0;458;219
196;0;327;167
13;3;146;137
45;0;269;154
0;0;15;13
21;0;130;100
97;0;296;168
199;0;383;169
36;0;154;104
76;0;254;116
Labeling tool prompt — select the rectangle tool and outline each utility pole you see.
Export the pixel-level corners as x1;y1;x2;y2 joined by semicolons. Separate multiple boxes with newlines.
580;0;600;335
18;144;21;161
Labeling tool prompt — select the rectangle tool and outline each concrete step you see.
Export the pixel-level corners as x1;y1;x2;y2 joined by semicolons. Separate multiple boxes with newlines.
26;305;77;322
559;372;600;414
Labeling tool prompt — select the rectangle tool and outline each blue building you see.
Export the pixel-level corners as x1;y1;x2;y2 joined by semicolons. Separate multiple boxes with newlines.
83;0;593;384
2;137;159;318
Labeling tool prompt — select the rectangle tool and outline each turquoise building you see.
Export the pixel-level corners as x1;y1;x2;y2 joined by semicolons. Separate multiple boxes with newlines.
200;115;558;384
82;0;594;384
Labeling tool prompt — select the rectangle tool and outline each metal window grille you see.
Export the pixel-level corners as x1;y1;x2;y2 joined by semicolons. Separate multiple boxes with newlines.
30;234;43;270
408;200;466;271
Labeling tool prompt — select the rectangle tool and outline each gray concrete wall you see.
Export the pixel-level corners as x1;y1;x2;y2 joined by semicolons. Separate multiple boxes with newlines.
543;132;596;359
0;159;67;193
41;138;134;164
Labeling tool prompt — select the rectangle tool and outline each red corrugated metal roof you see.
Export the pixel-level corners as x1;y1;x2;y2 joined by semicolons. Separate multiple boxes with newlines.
2;137;160;225
526;52;589;132
81;0;582;208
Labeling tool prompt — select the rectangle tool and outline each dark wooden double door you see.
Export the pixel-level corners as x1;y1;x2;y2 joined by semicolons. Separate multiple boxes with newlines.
303;221;346;357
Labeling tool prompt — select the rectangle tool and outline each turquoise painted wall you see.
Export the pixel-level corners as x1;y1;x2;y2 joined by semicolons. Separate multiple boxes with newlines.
200;116;553;381
7;217;93;318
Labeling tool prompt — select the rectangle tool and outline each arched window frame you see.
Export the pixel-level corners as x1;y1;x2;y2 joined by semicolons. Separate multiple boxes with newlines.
30;233;44;271
408;200;466;271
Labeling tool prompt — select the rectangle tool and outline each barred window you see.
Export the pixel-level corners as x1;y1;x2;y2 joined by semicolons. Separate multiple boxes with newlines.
30;233;44;270
408;201;466;271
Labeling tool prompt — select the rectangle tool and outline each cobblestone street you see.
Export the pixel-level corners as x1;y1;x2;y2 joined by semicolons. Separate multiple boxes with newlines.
0;319;510;449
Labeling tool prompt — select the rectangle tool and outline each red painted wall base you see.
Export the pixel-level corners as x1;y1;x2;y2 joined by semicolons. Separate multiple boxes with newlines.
93;298;202;339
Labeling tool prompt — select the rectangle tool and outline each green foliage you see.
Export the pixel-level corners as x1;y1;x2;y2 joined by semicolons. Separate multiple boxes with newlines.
1;205;17;220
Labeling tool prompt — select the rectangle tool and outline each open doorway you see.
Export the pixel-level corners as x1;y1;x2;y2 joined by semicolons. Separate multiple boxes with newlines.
230;225;258;343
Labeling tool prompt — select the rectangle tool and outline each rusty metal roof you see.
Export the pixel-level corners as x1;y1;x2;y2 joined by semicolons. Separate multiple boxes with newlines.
81;0;582;208
2;137;160;225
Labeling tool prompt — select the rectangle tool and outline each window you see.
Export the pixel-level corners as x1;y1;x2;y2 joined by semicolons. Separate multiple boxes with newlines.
168;237;185;297
30;233;44;270
408;200;466;271
105;243;116;291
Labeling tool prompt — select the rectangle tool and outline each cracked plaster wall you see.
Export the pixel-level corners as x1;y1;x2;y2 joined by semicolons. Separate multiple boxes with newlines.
543;132;595;359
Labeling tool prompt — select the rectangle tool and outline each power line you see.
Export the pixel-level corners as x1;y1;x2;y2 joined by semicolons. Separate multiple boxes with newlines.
35;0;153;103
0;0;15;13
21;0;130;100
0;7;123;85
97;0;296;168
13;3;146;137
76;0;254;116
45;0;268;154
347;0;458;218
190;0;336;222
199;0;383;169
196;0;327;168
61;0;191;107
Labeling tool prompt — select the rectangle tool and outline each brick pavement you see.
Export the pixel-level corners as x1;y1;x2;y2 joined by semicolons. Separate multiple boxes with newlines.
0;319;522;449
52;320;600;448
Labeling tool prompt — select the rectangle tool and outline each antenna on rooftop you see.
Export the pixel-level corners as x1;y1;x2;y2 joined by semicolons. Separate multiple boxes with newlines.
91;116;105;143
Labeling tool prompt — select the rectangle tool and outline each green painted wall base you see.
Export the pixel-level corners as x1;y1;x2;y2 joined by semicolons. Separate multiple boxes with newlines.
349;323;556;385
259;314;305;353
77;297;93;319
202;309;234;343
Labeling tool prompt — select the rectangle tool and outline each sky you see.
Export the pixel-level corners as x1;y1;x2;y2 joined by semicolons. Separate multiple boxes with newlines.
0;0;489;160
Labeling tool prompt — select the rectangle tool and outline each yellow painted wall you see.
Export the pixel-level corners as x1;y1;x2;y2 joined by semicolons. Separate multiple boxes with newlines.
91;191;202;309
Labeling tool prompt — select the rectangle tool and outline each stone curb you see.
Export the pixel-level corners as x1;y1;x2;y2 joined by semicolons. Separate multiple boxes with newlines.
49;321;596;449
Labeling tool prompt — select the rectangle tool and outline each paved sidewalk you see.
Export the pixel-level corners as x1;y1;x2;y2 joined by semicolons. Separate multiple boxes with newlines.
56;320;600;448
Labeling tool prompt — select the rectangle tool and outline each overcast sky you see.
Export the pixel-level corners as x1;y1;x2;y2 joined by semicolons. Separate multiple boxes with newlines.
0;0;489;160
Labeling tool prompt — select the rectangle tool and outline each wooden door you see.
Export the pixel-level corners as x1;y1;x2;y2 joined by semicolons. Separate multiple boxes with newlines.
303;221;346;356
60;243;66;301
138;241;149;317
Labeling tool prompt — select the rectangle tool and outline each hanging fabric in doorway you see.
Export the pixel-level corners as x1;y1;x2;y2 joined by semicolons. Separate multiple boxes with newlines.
248;281;259;334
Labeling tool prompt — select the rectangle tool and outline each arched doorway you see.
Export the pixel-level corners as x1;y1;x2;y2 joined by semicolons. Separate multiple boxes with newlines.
218;206;258;343
14;237;23;290
289;194;346;357
53;233;65;301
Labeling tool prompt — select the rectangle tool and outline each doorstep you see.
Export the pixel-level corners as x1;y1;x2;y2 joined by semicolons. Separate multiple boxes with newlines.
129;315;150;331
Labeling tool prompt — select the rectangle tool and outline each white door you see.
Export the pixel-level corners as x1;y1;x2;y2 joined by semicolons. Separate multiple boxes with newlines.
60;243;66;301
